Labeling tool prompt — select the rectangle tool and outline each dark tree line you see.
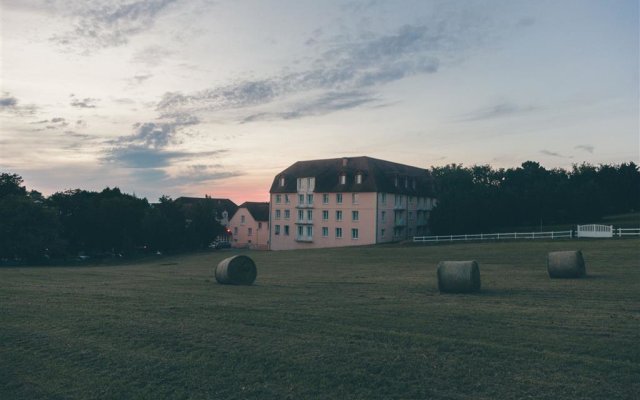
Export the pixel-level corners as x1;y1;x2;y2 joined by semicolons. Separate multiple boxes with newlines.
0;173;225;263
429;161;640;235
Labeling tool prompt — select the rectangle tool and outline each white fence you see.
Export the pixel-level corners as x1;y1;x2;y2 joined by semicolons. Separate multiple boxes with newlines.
577;224;613;238
413;230;573;243
617;228;640;237
413;227;640;243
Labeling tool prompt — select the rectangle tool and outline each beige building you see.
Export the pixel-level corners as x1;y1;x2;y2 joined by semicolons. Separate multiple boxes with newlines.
229;202;270;250
269;156;436;250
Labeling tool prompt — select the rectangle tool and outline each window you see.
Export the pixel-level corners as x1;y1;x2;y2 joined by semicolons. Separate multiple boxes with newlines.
258;222;262;229
352;193;359;204
356;173;362;184
323;194;329;204
405;177;408;188
412;179;416;190
394;176;399;187
381;211;386;222
275;209;281;219
352;228;359;239
299;194;304;204
307;194;313;205
322;210;329;220
285;194;290;204
336;210;343;221
352;210;359;221
284;209;290;219
381;193;386;204
233;227;238;235
298;210;304;221
339;174;346;185
276;194;281;204
280;177;285;186
307;210;313;220
275;225;280;235
248;228;253;236
381;228;386;238
297;226;304;237
336;227;343;238
409;211;413;220
306;226;313;237
336;193;343;204
284;225;290;236
241;215;245;224
322;227;329;237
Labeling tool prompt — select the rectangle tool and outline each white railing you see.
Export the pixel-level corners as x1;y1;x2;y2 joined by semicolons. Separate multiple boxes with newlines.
577;224;613;238
413;230;573;243
413;226;640;243
616;228;640;237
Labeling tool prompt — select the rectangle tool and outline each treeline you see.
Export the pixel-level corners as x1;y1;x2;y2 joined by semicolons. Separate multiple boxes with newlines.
0;173;225;263
429;161;640;235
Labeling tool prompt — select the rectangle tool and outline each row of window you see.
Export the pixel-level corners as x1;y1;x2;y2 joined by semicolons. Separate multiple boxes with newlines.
274;193;433;208
280;174;364;188
274;224;360;239
274;193;360;205
274;209;360;222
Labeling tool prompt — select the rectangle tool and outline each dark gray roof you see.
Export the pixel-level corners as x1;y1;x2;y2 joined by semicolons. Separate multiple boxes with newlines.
237;202;270;222
270;156;434;196
174;197;238;215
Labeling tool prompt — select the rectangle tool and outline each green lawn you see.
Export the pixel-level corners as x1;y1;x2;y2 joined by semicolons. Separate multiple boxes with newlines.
1;239;639;399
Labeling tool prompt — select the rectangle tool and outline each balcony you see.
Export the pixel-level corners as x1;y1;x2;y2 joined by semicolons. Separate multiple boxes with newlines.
394;218;406;226
295;236;313;242
295;203;314;209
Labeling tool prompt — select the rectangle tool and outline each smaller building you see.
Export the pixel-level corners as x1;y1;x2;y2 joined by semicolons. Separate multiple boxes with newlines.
174;196;238;242
229;202;270;250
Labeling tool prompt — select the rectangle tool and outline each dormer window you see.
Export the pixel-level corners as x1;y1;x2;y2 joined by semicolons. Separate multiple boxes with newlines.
404;177;408;188
412;179;416;190
279;176;285;187
339;174;346;185
394;176;399;187
355;173;363;184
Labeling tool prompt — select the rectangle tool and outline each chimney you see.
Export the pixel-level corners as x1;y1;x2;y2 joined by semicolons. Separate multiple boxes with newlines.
342;157;348;167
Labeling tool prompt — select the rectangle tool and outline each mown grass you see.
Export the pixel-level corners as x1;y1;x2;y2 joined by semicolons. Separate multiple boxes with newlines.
1;239;639;399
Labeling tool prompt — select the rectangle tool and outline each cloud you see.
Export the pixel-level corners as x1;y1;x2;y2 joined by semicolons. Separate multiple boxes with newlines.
133;74;153;85
0;96;18;107
131;45;174;67
70;95;99;108
114;113;200;149
50;0;179;53
31;117;70;130
540;149;572;159
0;93;38;116
105;112;204;168
242;91;377;122
155;15;484;121
575;144;594;154
105;146;226;168
456;102;539;121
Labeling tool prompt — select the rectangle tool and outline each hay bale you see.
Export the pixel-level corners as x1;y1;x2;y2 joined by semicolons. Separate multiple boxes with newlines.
215;255;257;285
547;250;586;278
437;261;481;293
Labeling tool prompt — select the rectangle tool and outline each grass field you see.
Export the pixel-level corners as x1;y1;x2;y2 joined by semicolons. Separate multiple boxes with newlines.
1;239;639;399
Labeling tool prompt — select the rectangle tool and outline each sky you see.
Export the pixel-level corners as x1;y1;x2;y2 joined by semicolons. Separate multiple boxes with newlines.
1;0;638;204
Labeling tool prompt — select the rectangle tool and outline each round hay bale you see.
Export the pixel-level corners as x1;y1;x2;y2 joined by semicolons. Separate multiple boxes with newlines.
547;250;586;278
437;261;481;293
215;255;257;285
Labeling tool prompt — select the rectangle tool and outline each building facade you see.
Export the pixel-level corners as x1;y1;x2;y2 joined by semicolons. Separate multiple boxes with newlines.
228;202;270;250
269;156;436;250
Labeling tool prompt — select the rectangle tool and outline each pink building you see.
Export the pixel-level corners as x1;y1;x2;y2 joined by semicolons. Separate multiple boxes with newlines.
229;202;270;250
269;156;436;250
